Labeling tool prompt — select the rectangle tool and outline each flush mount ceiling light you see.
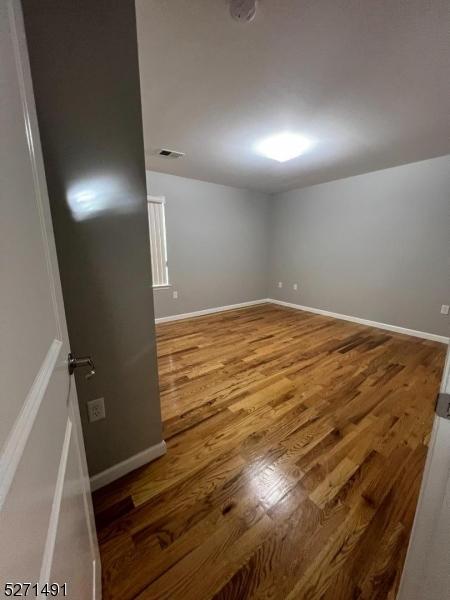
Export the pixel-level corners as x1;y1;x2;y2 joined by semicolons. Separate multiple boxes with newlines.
255;132;313;163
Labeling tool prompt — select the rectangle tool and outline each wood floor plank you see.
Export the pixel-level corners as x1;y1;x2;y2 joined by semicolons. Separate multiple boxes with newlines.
93;304;446;600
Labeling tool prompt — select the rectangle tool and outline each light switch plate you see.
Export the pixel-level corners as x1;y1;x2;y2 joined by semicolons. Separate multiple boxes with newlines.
277;282;283;288
441;304;449;315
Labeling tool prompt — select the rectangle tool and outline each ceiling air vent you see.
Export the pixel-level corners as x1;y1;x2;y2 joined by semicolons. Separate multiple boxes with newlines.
230;0;257;22
154;148;185;159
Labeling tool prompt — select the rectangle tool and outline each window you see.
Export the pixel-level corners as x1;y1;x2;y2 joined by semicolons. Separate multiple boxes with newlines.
147;196;169;287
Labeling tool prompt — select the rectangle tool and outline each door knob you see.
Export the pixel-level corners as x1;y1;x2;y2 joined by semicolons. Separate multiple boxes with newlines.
68;353;96;379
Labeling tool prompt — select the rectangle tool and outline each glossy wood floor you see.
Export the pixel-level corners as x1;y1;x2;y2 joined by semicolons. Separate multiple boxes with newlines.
93;304;446;600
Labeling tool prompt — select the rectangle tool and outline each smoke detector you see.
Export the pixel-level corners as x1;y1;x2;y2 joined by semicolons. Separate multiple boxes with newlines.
230;0;257;23
153;148;185;159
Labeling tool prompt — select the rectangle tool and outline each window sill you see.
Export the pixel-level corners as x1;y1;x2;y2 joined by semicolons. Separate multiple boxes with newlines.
153;284;172;290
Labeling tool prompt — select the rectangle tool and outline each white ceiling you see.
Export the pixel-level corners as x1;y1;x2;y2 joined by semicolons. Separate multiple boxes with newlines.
136;0;450;194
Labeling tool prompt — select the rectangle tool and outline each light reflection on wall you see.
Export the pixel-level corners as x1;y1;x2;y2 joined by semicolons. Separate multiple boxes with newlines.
66;175;140;221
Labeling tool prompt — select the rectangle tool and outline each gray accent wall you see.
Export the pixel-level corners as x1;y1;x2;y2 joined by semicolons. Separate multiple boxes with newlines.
269;156;450;337
146;171;271;319
23;0;163;476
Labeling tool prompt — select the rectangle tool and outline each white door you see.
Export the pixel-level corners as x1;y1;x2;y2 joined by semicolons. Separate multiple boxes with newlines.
0;0;100;598
398;346;450;600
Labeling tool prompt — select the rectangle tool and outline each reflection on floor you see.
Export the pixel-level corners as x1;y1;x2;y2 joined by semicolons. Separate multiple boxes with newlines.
93;303;446;600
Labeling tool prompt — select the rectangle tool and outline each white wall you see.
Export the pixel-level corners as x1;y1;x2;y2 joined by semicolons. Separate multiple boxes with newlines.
146;171;271;319
269;156;450;337
147;157;449;338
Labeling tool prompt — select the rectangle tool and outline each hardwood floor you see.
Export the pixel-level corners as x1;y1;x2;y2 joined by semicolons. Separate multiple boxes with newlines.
93;303;446;600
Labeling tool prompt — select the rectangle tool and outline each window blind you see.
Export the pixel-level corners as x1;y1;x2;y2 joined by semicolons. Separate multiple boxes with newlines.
147;196;169;287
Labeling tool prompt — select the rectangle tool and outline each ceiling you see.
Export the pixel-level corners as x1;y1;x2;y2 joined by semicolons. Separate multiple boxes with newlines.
136;0;450;194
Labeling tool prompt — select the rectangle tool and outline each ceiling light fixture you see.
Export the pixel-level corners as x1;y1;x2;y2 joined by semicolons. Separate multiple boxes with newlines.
255;132;313;163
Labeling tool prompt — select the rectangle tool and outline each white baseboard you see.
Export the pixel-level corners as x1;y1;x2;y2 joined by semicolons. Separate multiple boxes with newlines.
154;296;448;343
155;299;270;324
268;298;449;344
90;440;167;491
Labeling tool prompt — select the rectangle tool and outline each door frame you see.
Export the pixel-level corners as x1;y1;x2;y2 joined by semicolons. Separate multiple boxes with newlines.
398;346;450;599
0;0;101;594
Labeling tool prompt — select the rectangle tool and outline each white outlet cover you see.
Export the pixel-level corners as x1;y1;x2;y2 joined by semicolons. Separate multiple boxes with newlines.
87;397;105;423
277;282;283;288
441;304;450;315
293;283;298;290
173;290;178;299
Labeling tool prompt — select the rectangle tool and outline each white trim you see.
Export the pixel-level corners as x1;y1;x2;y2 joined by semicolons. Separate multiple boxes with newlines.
397;348;450;600
90;441;167;491
153;284;172;290
39;418;73;588
92;559;98;600
67;390;101;587
155;298;449;343
9;0;64;342
147;195;165;205
268;299;449;344
155;297;449;342
0;339;63;510
155;299;271;324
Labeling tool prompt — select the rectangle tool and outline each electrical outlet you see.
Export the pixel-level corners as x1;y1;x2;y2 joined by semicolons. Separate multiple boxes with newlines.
87;397;105;422
441;304;449;315
293;283;298;291
277;281;283;288
173;290;178;299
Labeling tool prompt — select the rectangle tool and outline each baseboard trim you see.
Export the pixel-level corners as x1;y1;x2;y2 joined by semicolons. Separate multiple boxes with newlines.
90;440;167;491
155;299;270;324
154;296;448;343
268;299;449;344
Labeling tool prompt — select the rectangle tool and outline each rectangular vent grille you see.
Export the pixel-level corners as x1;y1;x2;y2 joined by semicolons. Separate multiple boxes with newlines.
154;148;185;159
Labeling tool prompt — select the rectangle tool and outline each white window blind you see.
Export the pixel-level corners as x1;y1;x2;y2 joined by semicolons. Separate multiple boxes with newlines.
147;196;169;287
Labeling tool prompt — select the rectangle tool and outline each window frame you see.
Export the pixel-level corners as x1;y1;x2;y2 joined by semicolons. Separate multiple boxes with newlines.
147;195;170;289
